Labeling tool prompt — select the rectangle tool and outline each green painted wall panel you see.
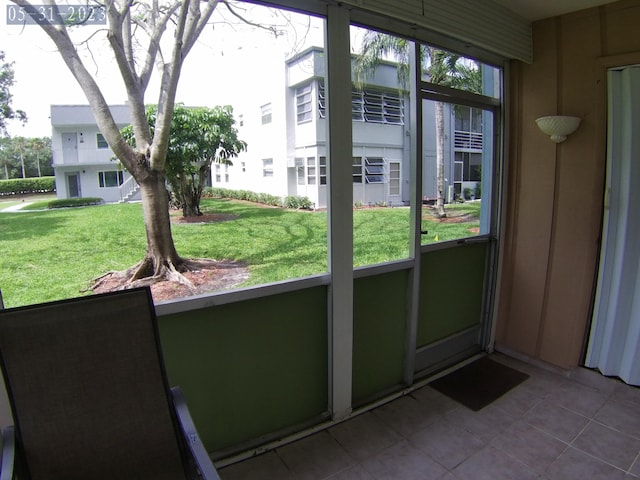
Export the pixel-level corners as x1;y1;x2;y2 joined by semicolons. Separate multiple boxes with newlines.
418;243;487;347
353;270;408;405
158;287;328;453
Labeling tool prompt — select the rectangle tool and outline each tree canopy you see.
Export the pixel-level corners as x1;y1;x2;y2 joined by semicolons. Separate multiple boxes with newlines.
0;51;27;135
0;136;52;179
123;104;246;216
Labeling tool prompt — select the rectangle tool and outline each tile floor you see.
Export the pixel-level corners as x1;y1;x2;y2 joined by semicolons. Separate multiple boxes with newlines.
219;353;640;480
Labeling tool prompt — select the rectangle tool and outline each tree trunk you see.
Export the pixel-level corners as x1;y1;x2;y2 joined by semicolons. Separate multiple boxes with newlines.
182;175;202;217
182;192;201;217
132;171;183;280
20;151;25;179
434;101;446;217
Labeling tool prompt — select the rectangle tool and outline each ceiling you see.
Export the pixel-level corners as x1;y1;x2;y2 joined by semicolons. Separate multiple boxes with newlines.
492;0;620;21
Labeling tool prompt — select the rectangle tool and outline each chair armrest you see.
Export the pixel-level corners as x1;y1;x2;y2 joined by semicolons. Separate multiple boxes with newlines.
171;387;221;480
0;426;15;480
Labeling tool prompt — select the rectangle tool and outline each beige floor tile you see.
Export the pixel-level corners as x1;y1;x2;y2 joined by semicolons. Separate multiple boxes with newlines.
523;399;589;442
360;440;447;479
444;403;517;443
573;421;640;471
451;445;539;480
410;385;460;416
612;382;640;407
219;451;292;480
546;382;609;418
276;430;354;480
630;455;640;477
219;355;639;480
329;412;403;462
372;395;441;438
491;381;546;417
409;417;484;470
325;464;376;480
545;447;627;480
594;399;640;439
490;420;567;474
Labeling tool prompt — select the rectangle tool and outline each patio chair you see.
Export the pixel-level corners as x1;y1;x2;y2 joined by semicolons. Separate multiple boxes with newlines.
0;287;220;480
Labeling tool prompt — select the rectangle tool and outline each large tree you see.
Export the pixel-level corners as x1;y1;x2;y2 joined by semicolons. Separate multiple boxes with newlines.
124;104;246;217
11;0;254;288
354;32;481;217
0;51;27;135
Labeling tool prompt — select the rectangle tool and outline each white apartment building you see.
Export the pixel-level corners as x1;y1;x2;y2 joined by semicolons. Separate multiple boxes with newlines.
51;104;135;203
50;49;484;207
212;46;485;209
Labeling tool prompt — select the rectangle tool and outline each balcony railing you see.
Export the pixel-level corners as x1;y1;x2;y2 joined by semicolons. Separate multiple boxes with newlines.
454;130;483;150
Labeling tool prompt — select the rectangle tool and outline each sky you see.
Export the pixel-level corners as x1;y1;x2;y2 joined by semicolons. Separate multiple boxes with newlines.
0;1;326;138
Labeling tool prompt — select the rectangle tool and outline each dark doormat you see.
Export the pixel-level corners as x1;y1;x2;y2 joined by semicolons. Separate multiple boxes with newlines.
429;356;529;411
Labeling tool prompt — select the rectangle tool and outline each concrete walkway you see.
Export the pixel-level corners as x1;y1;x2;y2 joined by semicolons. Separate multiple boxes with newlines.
0;202;34;212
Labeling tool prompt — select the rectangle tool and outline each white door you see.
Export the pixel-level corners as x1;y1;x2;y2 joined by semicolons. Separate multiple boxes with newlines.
66;173;81;198
62;133;78;164
585;66;640;386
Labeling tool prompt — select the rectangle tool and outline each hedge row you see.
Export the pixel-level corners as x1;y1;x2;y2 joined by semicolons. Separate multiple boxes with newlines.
46;198;104;209
204;187;313;210
0;177;56;195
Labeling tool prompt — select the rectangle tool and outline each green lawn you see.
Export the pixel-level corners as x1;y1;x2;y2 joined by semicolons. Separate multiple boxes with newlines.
0;198;480;308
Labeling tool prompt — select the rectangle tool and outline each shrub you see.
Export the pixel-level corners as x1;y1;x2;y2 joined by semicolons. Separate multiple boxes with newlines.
284;195;312;210
202;187;313;210
47;198;104;209
0;177;56;195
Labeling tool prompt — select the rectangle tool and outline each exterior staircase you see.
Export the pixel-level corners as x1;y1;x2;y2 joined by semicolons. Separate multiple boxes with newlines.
119;176;140;203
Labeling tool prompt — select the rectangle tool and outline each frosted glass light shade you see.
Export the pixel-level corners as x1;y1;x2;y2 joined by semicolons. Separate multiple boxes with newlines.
535;115;581;143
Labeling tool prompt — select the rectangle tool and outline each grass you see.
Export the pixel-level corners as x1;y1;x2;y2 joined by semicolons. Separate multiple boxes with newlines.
0;198;480;308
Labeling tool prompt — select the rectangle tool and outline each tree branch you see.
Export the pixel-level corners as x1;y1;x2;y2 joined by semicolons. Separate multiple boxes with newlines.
9;0;141;175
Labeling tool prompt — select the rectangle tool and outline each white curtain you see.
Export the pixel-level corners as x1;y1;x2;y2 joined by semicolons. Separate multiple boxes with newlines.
585;66;640;386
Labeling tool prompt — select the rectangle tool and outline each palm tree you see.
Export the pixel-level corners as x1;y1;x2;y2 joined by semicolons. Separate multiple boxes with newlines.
354;31;481;217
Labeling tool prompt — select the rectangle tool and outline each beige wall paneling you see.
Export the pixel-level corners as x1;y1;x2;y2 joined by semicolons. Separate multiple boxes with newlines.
497;19;558;357
498;0;640;368
538;9;604;367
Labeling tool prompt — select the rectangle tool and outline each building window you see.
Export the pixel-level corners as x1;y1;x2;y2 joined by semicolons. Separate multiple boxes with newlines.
295;157;305;185
262;158;274;177
318;82;326;119
389;161;400;195
319;156;327;185
224;164;229;183
365;157;385;183
353;89;404;124
296;84;313;124
98;170;124;187
96;133;108;149
352;157;363;184
214;164;221;183
261;103;272;125
319;81;404;125
455;152;482;181
241;161;246;173
307;157;316;185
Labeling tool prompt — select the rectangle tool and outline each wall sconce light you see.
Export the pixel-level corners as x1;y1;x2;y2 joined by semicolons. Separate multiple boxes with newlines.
535;115;581;143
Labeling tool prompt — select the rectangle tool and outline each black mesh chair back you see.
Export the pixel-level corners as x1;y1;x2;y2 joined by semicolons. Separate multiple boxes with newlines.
0;288;217;480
